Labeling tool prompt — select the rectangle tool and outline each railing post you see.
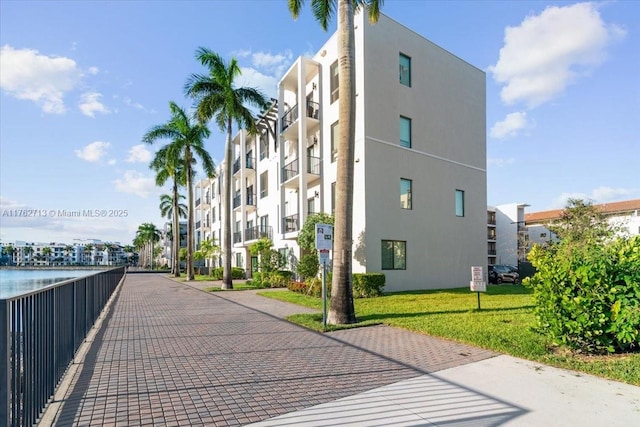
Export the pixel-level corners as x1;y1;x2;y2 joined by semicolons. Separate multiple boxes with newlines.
0;300;9;427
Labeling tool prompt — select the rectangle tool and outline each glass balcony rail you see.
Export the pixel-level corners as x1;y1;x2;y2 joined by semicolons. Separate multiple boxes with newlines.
233;194;241;209
233;231;242;243
282;213;299;233
246;155;255;169
307;155;320;174
196;220;201;229
245;225;273;241
232;157;241;174
306;100;319;119
246;193;255;206
281;103;299;132
281;158;299;183
195;198;201;207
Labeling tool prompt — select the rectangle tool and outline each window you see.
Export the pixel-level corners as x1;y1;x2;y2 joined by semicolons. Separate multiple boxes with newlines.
381;240;406;270
259;134;268;160
307;197;316;216
455;189;465;217
400;116;411;148
260;215;269;232
260;171;268;198
399;53;411;87
235;252;243;268
331;182;336;214
400;178;412;209
331;121;339;162
330;60;339;103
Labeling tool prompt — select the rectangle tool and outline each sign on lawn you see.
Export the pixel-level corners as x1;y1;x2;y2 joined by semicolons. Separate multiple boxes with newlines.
470;266;486;292
315;224;333;251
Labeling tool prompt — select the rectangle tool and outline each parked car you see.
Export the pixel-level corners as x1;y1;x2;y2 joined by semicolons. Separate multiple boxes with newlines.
488;264;520;284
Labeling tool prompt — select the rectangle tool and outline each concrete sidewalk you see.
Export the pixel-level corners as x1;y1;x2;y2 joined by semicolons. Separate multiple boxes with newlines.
44;273;639;426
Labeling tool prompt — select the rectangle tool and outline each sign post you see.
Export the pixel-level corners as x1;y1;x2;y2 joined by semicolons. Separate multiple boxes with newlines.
470;266;486;310
315;224;333;330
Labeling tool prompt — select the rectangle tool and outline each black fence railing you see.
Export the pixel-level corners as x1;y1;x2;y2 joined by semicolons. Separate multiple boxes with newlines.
281;103;299;131
232;157;241;174
0;267;125;427
281;159;299;183
245;226;273;242
233;194;242;209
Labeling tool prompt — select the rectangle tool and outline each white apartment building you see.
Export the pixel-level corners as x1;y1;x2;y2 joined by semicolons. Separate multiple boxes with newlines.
525;199;640;246
0;240;128;266
195;12;487;291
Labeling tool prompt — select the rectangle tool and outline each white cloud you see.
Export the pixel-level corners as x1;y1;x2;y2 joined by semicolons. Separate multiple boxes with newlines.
113;170;155;198
549;186;638;208
239;67;278;100
88;66;99;75
252;50;293;75
487;157;515;167
0;45;82;113
79;92;110;117
490;112;530;139
75;141;111;162
489;3;625;108
124;97;144;110
126;145;151;163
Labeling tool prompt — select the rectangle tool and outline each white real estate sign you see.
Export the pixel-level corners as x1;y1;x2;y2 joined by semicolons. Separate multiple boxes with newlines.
470;266;486;292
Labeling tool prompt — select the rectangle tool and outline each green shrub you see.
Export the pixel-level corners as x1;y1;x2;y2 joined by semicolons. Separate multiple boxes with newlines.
525;235;640;354
297;253;320;280
210;267;244;280
259;270;293;288
353;273;386;298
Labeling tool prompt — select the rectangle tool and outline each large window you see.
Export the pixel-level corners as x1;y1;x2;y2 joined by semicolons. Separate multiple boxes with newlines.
381;240;406;270
455;189;465;217
330;60;339;103
260;171;268;198
331;121;339;162
400;116;411;148
400;178;412;209
399;53;411;87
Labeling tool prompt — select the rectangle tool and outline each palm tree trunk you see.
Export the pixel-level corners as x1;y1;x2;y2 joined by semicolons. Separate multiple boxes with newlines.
328;0;357;325
172;180;181;277
222;118;234;289
186;147;195;280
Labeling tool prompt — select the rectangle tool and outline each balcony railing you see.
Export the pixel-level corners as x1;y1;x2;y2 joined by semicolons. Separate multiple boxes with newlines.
306;100;319;119
246;155;255;170
233;194;242;209
196;220;201;229
245;225;273;241
246;193;255;206
232;157;241;174
307;155;320;174
281;158;299;183
195;198;201;207
281;103;299;131
233;231;242;243
282;213;299;233
488;233;496;240
488;249;497;255
1;268;125;427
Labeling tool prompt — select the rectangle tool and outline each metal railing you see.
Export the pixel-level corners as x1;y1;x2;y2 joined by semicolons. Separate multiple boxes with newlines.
233;231;242;243
306;100;319;119
245;226;273;241
282;214;299;233
246;193;255;206
281;159;299;183
245;155;255;170
233;194;242;209
232;157;241;174
1;267;125;427
281;103;299;131
307;156;320;175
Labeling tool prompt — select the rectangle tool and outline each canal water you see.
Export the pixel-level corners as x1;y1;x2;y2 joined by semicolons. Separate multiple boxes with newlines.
0;269;104;299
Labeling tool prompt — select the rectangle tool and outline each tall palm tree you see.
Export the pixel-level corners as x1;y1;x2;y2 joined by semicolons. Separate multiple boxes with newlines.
135;223;161;269
64;244;74;265
23;246;34;266
143;102;215;280
4;245;15;266
159;193;187;274
42;246;52;266
288;0;383;324
185;48;269;289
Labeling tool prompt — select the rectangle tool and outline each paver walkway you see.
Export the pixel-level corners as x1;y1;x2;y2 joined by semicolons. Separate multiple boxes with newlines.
47;273;498;426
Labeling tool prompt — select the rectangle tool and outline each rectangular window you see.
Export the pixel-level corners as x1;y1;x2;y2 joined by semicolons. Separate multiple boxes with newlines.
455;189;465;217
307;197;316;216
260;215;269;232
381;240;406;270
259;134;268;160
260;171;268;198
235;252;243;268
399;53;411;87
400;116;411;148
331;121;339;162
330;60;339;103
400;178;412;209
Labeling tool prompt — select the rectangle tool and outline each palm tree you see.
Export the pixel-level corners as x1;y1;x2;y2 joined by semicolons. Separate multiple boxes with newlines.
151;147;188;277
3;245;15;266
288;0;383;324
23;246;34;266
158;192;187;276
143;102;215;280
135;223;161;269
185;48;269;289
64;244;74;265
42;246;52;266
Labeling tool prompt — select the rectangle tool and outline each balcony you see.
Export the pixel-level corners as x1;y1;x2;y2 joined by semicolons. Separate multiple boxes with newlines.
245;225;273;242
281;103;299;132
195;198;201;207
306;100;319;120
487;233;497;240
281;158;299;184
307;155;320;175
233;194;241;209
246;193;256;206
196;220;201;229
233;157;241;174
282;214;299;233
233;231;242;244
246;155;255;170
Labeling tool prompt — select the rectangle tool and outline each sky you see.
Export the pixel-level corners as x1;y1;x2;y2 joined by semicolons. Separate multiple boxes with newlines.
1;0;639;245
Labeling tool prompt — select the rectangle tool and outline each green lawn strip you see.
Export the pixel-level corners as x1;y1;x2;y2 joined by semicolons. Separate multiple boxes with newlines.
259;286;640;386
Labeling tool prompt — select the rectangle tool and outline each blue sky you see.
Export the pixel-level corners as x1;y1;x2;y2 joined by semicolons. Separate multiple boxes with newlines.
1;0;638;245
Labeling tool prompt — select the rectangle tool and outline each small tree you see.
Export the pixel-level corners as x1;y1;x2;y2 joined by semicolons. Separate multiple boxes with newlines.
194;238;219;270
298;213;335;253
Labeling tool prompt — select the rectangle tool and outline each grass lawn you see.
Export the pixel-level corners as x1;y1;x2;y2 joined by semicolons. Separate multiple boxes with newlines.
259;285;640;386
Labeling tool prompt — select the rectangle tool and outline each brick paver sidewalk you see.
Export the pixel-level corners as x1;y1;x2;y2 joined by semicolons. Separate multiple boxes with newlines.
49;274;496;426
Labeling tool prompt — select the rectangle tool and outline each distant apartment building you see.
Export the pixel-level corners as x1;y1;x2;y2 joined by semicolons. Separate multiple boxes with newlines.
159;221;187;268
0;240;128;266
525;199;640;245
195;12;486;291
486;203;530;268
